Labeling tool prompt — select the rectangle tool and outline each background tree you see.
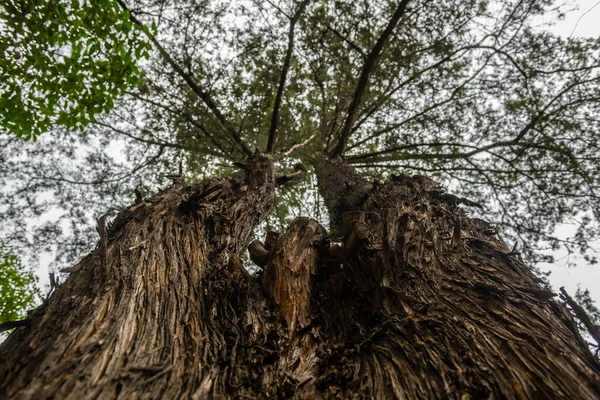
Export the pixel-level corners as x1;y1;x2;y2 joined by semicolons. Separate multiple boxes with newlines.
0;243;39;331
1;0;600;397
0;0;151;139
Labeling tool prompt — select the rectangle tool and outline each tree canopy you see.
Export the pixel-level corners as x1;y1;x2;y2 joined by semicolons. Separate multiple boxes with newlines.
0;0;151;139
0;243;39;327
1;0;599;274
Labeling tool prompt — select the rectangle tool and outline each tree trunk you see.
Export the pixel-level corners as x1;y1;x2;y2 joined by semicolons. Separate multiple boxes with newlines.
1;157;600;399
0;156;282;399
312;158;600;398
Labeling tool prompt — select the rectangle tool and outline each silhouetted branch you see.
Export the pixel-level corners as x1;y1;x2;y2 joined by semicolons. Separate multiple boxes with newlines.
116;0;251;157
560;287;600;345
266;0;311;153
126;91;235;160
330;0;412;157
348;77;597;163
0;319;30;333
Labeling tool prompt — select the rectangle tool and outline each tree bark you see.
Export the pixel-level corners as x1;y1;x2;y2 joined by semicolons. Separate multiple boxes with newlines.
1;157;600;399
0;156;281;399
311;159;600;398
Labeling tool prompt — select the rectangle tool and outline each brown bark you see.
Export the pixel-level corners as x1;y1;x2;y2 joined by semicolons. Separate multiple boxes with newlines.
310;160;600;398
0;155;279;399
315;157;373;237
1;157;600;399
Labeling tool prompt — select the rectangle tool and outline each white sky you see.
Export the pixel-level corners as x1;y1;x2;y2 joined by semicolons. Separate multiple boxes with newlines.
533;0;600;304
26;0;600;306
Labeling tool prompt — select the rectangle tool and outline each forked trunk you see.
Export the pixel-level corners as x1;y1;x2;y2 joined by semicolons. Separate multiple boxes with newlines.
1;157;599;399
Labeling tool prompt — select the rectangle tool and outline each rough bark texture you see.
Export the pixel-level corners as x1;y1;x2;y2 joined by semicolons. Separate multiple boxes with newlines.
0;156;280;399
311;161;600;399
263;218;327;333
1;157;600;399
315;157;373;237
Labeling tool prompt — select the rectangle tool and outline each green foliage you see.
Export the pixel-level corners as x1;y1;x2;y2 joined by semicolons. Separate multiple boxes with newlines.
1;0;600;273
0;243;39;324
0;0;152;140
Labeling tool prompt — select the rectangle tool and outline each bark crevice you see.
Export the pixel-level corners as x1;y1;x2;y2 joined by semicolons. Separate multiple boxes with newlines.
1;157;599;399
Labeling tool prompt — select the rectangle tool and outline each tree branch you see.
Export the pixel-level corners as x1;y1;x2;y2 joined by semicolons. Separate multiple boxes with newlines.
347;119;536;163
116;0;251;157
345;41;492;141
266;0;311;153
125;91;236;161
325;24;367;59
330;0;412;157
0;319;30;333
560;287;600;345
348;75;596;163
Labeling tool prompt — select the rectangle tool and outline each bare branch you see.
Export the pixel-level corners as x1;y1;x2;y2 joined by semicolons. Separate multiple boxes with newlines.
266;0;311;153
330;0;412;157
560;287;600;345
116;0;252;157
282;133;317;157
0;319;30;333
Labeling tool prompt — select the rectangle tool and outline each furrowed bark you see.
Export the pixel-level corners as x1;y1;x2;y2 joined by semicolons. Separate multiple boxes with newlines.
0;156;277;399
310;158;600;398
2;156;599;399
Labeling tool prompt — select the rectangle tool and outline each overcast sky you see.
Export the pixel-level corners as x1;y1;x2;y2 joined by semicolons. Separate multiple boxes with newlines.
25;0;600;307
531;0;600;304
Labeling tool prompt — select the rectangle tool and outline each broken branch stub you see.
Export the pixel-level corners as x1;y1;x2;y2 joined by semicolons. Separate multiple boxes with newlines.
263;218;327;333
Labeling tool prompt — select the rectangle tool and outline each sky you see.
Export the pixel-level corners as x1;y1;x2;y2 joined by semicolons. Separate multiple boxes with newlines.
532;0;600;304
22;0;600;307
538;0;600;37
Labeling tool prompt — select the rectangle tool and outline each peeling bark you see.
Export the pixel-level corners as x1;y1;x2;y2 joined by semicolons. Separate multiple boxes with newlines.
1;157;599;399
263;218;327;333
0;156;279;399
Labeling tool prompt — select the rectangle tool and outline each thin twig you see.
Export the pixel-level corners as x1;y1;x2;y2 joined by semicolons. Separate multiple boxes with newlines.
266;0;311;153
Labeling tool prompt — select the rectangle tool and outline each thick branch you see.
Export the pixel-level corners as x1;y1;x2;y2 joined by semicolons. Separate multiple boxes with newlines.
116;0;251;157
266;0;311;153
560;287;600;345
330;0;411;157
348;118;536;163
